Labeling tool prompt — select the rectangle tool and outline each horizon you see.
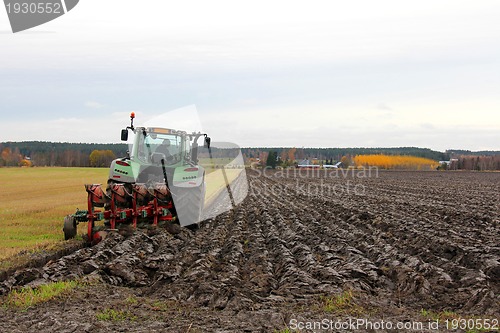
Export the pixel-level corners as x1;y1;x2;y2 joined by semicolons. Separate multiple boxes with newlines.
2;140;499;154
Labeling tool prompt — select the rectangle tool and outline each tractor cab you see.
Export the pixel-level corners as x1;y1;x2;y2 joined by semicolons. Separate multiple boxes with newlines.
110;112;210;187
132;127;188;166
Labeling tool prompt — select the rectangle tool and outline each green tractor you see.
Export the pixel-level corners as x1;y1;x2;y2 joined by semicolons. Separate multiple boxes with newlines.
63;112;211;244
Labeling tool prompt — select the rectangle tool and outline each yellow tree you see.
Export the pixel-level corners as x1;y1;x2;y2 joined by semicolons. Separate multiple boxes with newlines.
340;155;351;167
89;150;116;167
288;148;296;162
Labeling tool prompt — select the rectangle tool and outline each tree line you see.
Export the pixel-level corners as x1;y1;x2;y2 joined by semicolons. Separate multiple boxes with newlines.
242;147;449;163
246;147;500;171
1;141;499;170
0;141;127;167
441;155;500;171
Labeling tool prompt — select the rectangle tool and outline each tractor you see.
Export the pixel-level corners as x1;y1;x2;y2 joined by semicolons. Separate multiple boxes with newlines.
63;112;211;244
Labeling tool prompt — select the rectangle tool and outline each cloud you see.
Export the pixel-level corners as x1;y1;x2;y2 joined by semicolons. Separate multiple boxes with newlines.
84;101;104;109
49;117;85;125
144;105;204;133
419;123;435;130
376;103;393;111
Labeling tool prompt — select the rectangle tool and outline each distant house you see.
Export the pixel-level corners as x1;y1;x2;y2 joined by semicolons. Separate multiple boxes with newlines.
297;159;319;169
323;162;342;169
247;157;262;169
439;159;459;169
298;159;341;169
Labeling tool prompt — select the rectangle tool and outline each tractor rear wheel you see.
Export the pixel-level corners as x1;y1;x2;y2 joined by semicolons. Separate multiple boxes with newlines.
174;184;205;227
63;215;77;240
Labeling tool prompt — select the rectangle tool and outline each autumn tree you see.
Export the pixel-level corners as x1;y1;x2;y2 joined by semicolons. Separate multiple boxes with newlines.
1;147;23;167
340;155;351;168
280;149;288;163
89;150;116;167
287;148;296;162
353;154;439;170
258;151;268;167
19;159;32;167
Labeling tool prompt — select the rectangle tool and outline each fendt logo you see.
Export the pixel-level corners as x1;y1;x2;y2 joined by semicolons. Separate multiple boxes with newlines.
3;0;79;33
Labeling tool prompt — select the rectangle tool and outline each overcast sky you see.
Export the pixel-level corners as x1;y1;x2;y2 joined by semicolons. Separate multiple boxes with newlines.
1;0;499;151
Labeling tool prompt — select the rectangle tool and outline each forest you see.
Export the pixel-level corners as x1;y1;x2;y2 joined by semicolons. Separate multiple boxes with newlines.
0;141;127;167
1;141;499;170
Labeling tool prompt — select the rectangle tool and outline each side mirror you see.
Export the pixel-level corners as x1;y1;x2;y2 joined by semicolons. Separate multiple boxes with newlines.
204;136;211;149
121;129;128;141
191;142;199;163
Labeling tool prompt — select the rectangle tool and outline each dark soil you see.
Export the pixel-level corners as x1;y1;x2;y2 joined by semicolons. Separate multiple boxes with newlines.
0;170;498;332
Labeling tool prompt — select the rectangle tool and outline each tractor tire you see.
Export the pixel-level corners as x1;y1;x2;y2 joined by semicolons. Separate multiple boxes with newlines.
174;184;205;228
63;215;77;240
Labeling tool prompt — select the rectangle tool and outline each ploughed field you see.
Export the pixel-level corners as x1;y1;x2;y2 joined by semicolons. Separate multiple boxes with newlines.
0;170;498;332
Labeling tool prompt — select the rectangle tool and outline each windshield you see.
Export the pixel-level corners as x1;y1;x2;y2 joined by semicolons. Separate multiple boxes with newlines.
134;130;188;165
